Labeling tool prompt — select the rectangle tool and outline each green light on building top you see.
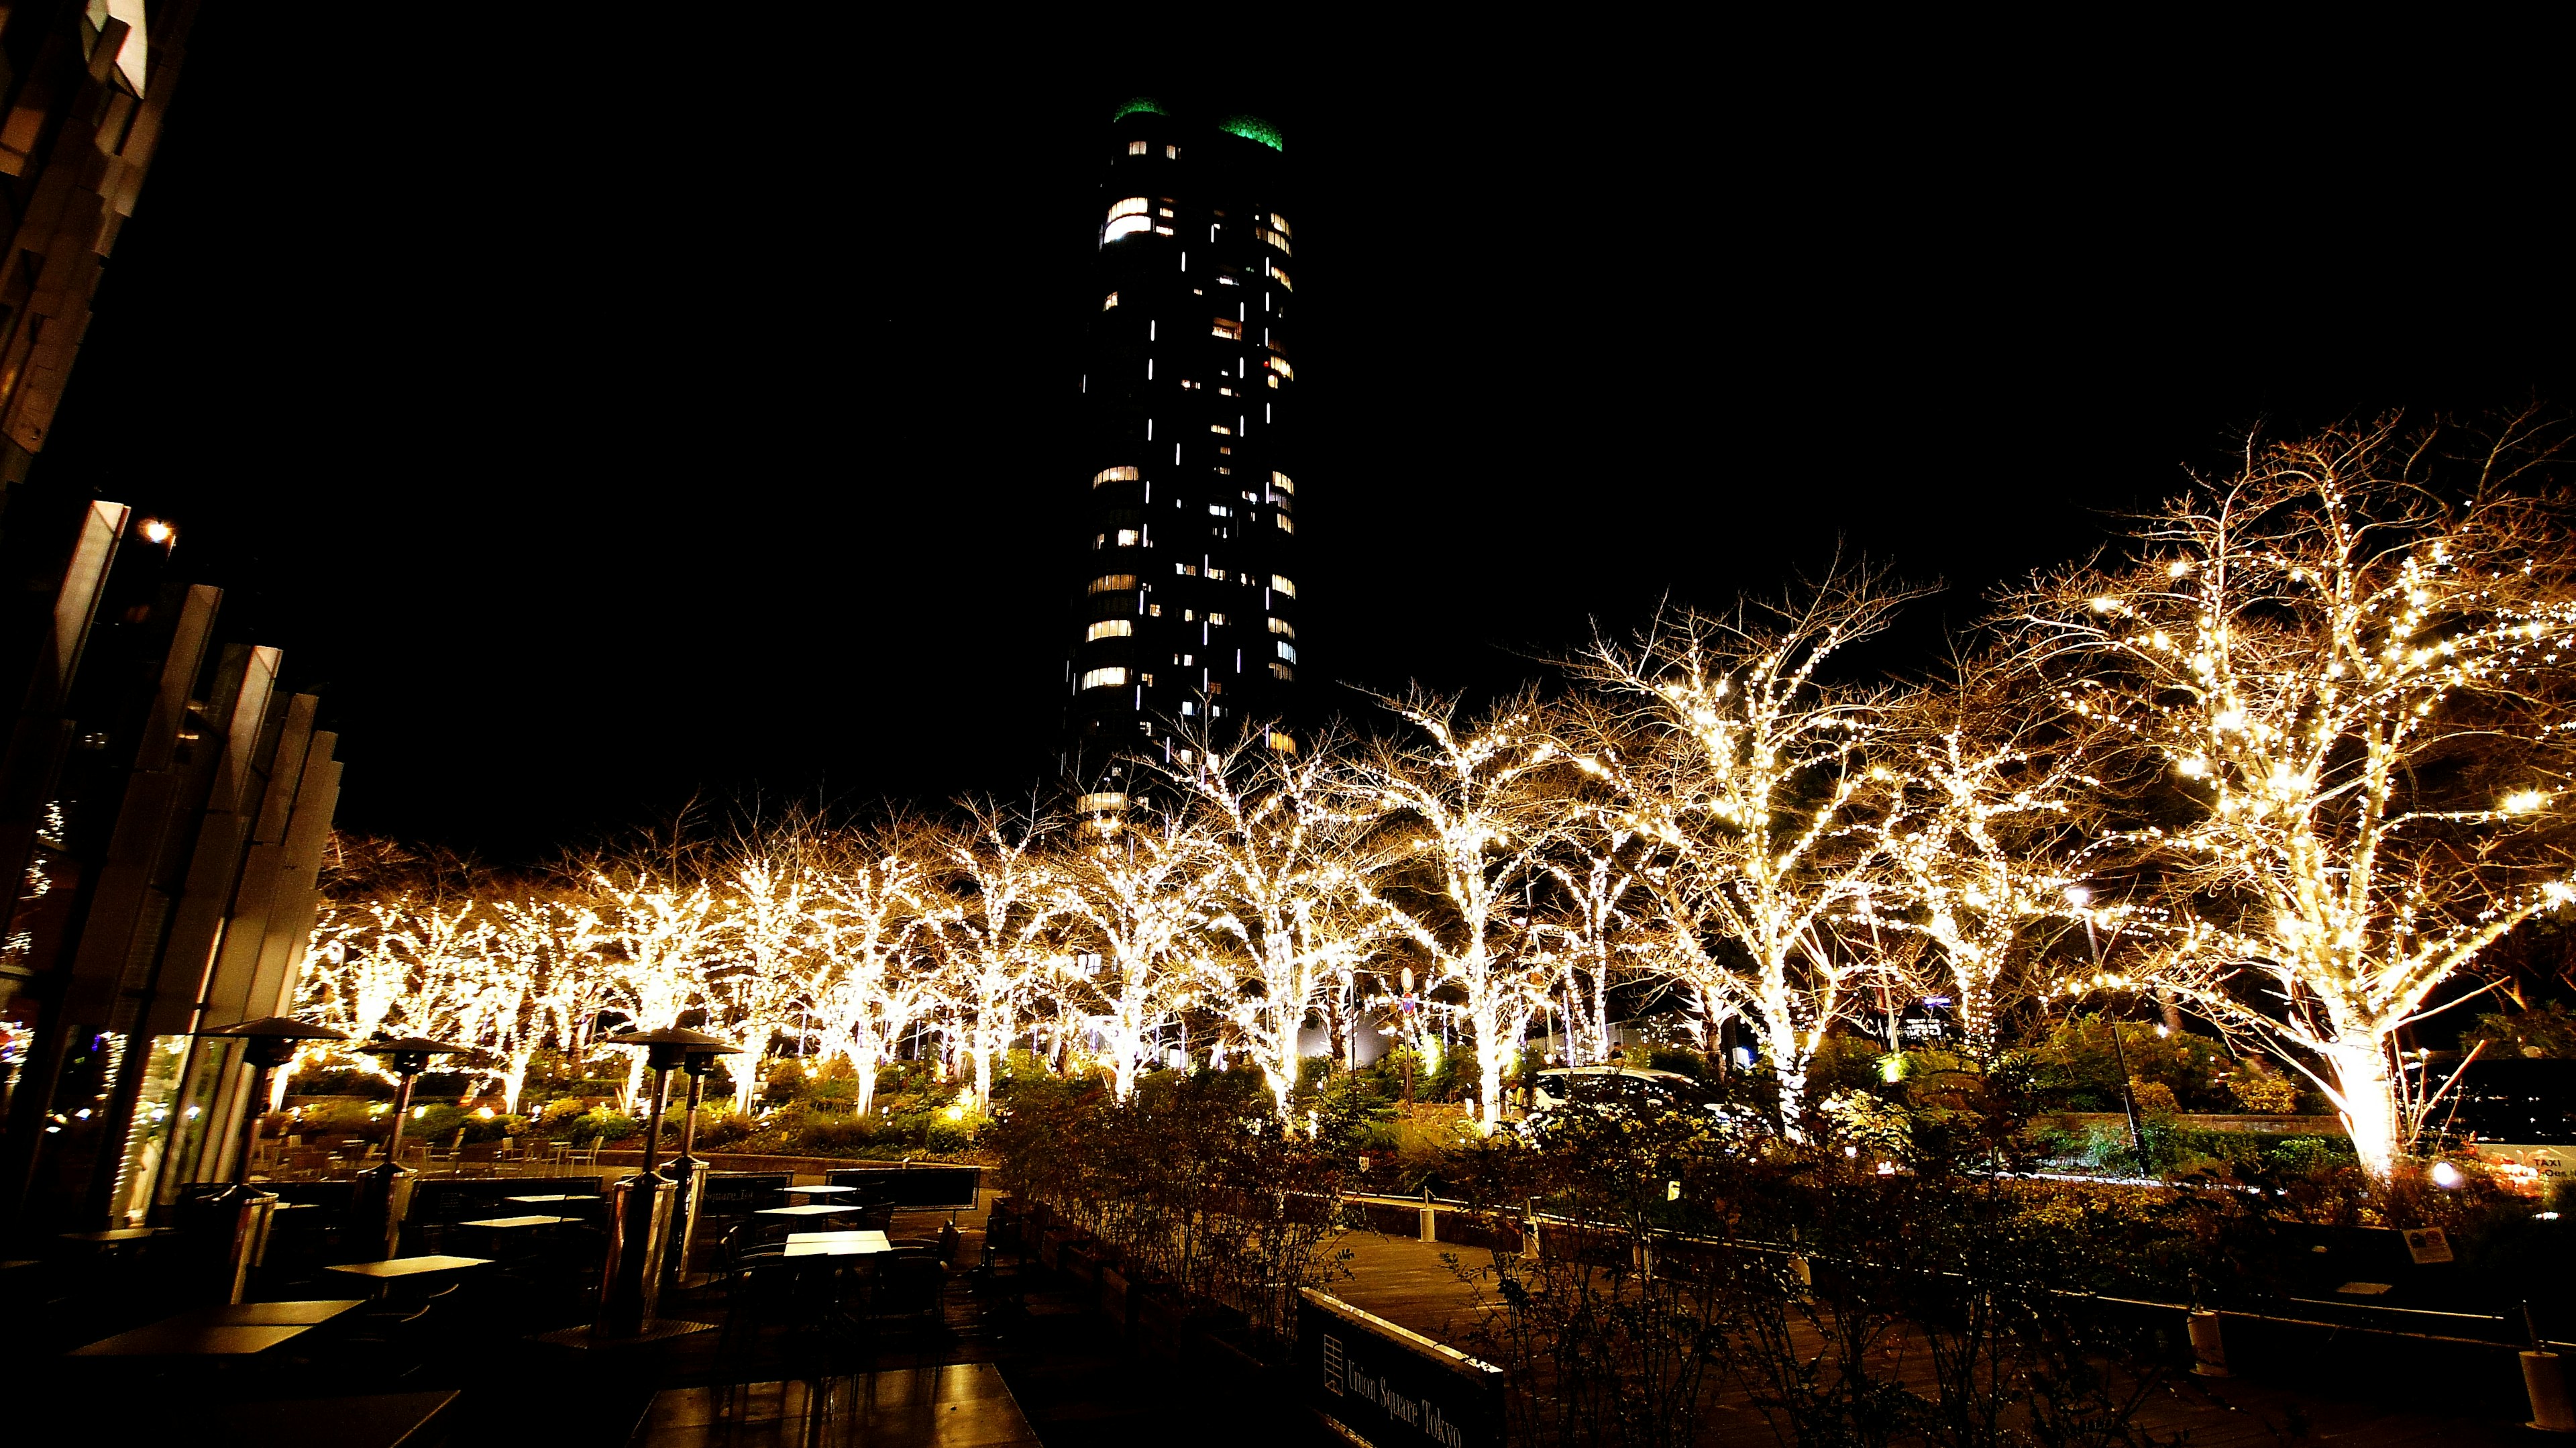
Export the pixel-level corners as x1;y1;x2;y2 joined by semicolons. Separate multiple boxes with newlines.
1219;113;1285;151
1112;96;1168;123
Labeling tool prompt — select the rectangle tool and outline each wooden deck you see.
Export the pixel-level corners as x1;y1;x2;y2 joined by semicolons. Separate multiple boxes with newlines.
1325;1226;2538;1447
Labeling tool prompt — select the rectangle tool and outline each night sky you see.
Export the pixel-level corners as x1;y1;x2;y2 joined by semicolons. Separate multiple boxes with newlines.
28;16;2574;862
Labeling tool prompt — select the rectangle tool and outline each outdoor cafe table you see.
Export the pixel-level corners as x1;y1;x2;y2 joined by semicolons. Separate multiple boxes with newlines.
782;1230;892;1259
506;1194;597;1204
58;1227;163;1244
75;1298;369;1354
458;1214;580;1230
781;1184;856;1194
324;1255;491;1297
756;1203;859;1219
72;1323;311;1356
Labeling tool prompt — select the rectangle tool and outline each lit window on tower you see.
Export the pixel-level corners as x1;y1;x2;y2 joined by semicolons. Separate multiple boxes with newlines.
1268;730;1298;754
1270;213;1293;236
1275;515;1294;533
1267;260;1293;291
1116;529;1140;547
1087;619;1133;641
1128;140;1148;156
1276;641;1299;664
1269;617;1295;637
1269;662;1294;680
1093;466;1139;486
1256;227;1291;255
1271;472;1293;493
1080;667;1130;690
1103;197;1152;244
1211;317;1242;340
1267;357;1293;382
1088;574;1138;594
1271;574;1297;597
1103;292;1119;310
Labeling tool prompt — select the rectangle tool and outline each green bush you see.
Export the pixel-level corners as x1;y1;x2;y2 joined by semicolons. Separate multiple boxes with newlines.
573;1108;638;1143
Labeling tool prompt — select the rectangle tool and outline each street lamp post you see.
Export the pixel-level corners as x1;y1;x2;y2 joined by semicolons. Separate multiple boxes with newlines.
2065;886;2154;1180
590;1026;735;1341
351;1036;472;1261
191;1017;349;1301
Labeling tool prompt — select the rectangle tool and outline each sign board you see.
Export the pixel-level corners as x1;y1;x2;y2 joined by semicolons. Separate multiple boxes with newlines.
2403;1227;2455;1265
1298;1289;1505;1448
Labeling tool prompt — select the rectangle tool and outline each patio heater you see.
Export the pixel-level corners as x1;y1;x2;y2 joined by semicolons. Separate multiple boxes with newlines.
191;1017;350;1302
350;1036;472;1261
656;1029;743;1296
590;1026;733;1341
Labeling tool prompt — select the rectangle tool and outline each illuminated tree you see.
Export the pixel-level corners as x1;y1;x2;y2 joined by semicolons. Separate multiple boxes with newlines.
1576;572;1926;1135
1350;689;1568;1132
928;803;1065;1113
1172;721;1391;1119
1055;794;1219;1101
288;903;384;1095
1527;712;1651;1066
366;896;491;1066
1868;664;2094;1053
2008;415;2576;1176
589;868;724;1106
488;894;608;1115
709;821;831;1114
808;823;937;1118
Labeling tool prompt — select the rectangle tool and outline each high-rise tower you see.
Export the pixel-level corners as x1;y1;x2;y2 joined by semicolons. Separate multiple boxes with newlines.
1066;99;1301;770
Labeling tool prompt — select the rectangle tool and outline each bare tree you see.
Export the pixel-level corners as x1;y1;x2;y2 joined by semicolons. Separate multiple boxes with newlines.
2005;414;2576;1176
1870;660;2094;1053
928;802;1065;1113
1053;794;1219;1101
807;819;938;1118
710;815;830;1113
1350;688;1568;1132
1171;721;1390;1119
1576;570;1928;1135
586;860;725;1106
490;892;608;1114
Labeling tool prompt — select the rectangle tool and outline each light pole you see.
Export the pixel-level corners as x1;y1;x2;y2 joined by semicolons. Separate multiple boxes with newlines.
351;1036;473;1261
191;1017;349;1300
2065;886;2153;1180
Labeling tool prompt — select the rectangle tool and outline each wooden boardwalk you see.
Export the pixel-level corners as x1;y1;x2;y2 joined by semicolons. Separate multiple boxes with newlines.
1324;1227;2538;1447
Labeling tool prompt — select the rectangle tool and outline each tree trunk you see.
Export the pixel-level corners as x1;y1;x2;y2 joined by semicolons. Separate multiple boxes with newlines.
500;1053;533;1117
2325;1036;2401;1179
852;1037;879;1117
1768;1013;1809;1143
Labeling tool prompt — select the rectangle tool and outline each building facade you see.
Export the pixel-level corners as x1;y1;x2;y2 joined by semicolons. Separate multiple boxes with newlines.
1065;100;1302;771
0;3;350;1237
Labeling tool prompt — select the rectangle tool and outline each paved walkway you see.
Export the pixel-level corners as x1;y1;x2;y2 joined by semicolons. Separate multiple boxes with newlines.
633;1363;1038;1448
1327;1228;2543;1447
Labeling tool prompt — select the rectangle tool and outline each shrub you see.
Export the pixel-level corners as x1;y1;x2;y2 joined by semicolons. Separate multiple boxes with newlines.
574;1108;638;1143
2224;1070;2302;1114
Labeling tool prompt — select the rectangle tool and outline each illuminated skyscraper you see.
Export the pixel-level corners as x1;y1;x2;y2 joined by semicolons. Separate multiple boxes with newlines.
1066;99;1301;768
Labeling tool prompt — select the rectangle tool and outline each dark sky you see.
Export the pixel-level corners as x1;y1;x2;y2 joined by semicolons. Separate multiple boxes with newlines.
29;15;2575;862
